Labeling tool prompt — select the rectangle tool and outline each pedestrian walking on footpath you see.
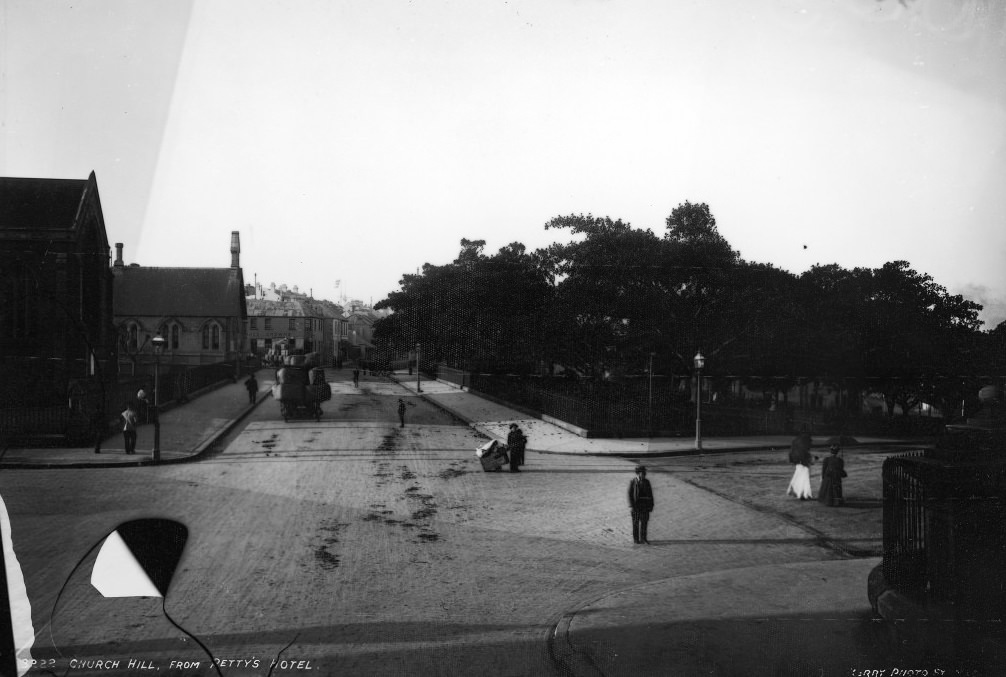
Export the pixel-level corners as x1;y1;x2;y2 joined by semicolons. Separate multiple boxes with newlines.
245;373;259;404
786;432;814;500
507;423;527;472
353;368;360;387
818;444;847;506
628;465;655;544
121;402;138;455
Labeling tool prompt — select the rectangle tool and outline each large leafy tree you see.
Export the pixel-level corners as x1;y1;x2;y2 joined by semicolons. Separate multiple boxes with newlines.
375;201;986;423
867;261;982;417
539;204;805;381
798;260;983;416
541;214;672;376
374;238;552;372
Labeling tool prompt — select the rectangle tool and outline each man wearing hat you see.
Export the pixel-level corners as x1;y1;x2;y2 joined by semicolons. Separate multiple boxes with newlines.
507;423;527;472
628;465;655;544
398;398;411;427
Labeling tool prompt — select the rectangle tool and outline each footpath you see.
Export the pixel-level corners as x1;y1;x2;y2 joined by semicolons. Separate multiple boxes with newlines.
1;370;901;469
2;370;934;675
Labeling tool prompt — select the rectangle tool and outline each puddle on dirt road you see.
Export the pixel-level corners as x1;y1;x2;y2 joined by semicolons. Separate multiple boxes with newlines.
255;433;280;455
359;429;443;545
312;520;348;571
438;461;468;480
376;430;399;454
408;493;437;522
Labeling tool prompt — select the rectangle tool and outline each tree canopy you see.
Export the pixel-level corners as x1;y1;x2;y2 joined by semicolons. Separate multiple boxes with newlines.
374;202;991;415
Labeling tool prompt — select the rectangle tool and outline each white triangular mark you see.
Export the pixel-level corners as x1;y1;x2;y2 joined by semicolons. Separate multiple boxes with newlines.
2;493;36;676
90;531;162;598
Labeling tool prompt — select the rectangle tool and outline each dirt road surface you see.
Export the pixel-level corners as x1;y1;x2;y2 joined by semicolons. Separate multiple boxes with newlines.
1;372;902;676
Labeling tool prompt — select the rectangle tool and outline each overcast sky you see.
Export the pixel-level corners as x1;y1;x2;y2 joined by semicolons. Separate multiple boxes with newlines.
3;0;1005;326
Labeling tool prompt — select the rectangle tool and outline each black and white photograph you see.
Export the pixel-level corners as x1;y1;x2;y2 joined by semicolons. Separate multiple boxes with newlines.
2;0;1006;675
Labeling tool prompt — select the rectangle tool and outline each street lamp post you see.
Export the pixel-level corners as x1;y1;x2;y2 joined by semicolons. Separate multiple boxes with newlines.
648;352;655;436
152;333;166;463
694;350;705;451
415;342;422;393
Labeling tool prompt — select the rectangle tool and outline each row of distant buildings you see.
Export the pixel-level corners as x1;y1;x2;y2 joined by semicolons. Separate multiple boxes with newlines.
0;171;386;444
244;281;388;365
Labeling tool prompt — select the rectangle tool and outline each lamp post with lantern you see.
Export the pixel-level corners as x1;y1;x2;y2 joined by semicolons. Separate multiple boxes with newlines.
415;342;422;393
151;333;166;463
648;352;655;436
694;350;705;451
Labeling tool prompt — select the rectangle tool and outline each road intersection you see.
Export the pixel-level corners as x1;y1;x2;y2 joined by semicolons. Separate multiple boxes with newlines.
0;369;944;676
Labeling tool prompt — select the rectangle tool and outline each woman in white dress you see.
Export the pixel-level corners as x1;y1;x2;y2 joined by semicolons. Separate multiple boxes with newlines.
786;433;814;500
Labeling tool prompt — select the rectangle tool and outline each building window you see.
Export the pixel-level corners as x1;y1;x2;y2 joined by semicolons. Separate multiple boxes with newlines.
157;323;179;350
289;318;297;330
305;318;312;331
250;317;257;330
202;322;221;350
264;318;272;330
0;263;37;339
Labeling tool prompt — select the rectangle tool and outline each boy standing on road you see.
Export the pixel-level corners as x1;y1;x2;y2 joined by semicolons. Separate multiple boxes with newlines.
398;398;412;427
628;465;655;544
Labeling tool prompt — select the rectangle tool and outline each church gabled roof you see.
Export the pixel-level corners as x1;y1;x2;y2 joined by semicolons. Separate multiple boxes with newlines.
114;267;247;319
0;171;109;251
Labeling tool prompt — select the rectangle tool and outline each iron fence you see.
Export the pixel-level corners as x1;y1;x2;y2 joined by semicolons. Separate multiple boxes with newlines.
2;361;245;447
882;450;1006;618
466;373;692;436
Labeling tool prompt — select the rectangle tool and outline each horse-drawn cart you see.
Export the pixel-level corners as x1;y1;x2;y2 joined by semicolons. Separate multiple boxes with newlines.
271;353;332;422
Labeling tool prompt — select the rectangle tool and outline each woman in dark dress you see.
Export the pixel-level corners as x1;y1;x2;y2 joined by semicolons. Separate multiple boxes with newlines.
818;444;847;506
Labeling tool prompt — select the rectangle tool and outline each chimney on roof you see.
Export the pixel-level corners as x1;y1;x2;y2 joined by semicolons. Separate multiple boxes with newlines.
230;231;241;268
114;243;124;268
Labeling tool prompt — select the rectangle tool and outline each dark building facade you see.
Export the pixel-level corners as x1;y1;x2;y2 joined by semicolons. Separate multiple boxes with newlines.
0;172;118;443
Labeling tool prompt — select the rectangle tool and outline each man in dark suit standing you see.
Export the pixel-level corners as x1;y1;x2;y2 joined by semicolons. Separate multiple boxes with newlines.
628;465;655;544
507;423;527;472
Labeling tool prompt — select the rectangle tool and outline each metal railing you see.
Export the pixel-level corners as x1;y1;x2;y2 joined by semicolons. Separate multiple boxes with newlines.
2;361;245;446
881;452;929;596
882;449;1006;618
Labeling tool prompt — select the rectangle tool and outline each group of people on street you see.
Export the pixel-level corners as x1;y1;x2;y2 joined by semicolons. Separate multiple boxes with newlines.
786;432;847;506
110;387;151;455
507;423;527;472
623;433;849;547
